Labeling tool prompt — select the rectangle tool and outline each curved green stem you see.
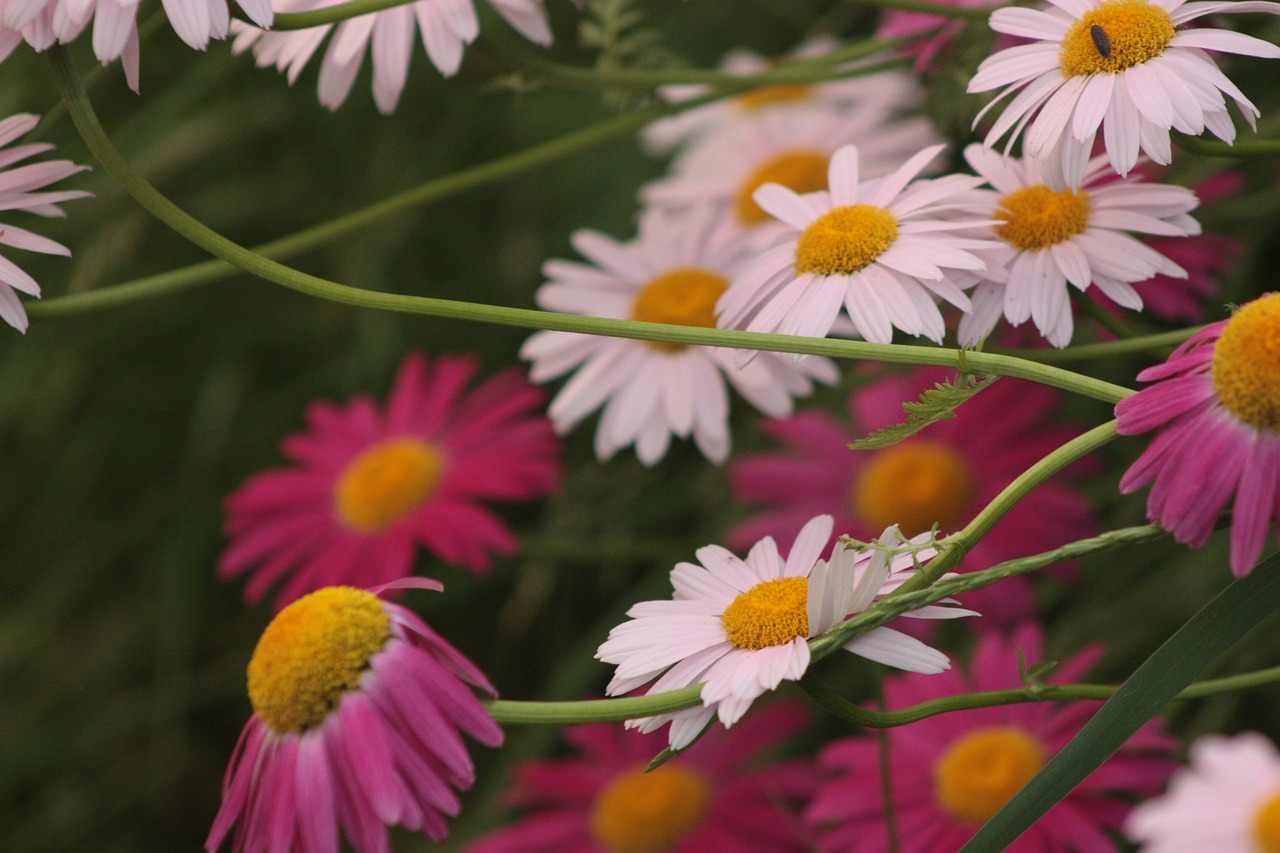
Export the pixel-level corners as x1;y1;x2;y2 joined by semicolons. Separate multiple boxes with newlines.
846;0;996;20
1174;132;1280;158
989;326;1203;363
273;0;415;29
485;685;703;724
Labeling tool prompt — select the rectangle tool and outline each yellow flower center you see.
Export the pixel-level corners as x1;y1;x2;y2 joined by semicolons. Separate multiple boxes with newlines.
1213;294;1280;433
721;576;810;650
935;727;1047;824
591;765;710;852
995;184;1092;252
630;267;729;353
247;587;392;734
1253;789;1280;853
1060;0;1176;77
794;204;899;276
736;149;830;225
853;440;975;537
736;84;815;112
334;438;444;532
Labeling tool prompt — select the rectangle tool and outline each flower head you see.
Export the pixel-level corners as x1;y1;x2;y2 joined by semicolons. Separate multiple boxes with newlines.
231;0;550;113
465;702;816;853
219;352;562;608
596;514;975;749
520;206;837;466
958;144;1200;347
808;623;1178;852
716;144;999;348
1117;293;1280;576
968;0;1280;189
0;113;90;334
206;579;503;853
1126;731;1280;852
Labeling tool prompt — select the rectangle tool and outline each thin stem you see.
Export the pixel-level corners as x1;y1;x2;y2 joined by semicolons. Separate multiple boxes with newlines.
988;326;1204;363
846;0;996;20
1174;132;1280;158
486;686;703;724
1069;288;1140;340
273;0;416;29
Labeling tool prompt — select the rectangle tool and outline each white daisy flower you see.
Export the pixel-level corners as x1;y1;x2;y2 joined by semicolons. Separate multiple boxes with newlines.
716;144;1001;349
958;143;1200;347
520;206;838;466
968;0;1280;189
596;514;975;750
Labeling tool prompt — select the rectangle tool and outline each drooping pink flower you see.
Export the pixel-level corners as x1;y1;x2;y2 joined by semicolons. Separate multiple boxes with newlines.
466;701;816;853
1117;293;1280;576
730;367;1098;627
219;352;562;609
207;579;503;853
808;623;1178;853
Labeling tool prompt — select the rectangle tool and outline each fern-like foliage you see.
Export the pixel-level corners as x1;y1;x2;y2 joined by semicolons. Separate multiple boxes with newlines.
580;0;673;73
849;372;999;451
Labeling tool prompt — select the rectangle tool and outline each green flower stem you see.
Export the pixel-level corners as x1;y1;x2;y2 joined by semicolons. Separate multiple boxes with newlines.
273;0;420;29
989;326;1204;363
847;0;996;20
485;685;703;724
1174;132;1280;158
1069;288;1141;340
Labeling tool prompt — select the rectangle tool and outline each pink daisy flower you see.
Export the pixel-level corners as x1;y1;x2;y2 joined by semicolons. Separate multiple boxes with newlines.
1126;731;1280;852
1117;292;1280;576
230;0;551;114
219;352;562;608
0;112;91;334
597;514;975;750
465;701;817;853
968;0;1280;190
808;623;1178;853
730;366;1098;628
207;579;503;853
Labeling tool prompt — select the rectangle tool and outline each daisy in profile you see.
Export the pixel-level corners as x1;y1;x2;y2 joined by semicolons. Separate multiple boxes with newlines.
716;144;999;348
597;514;975;749
0;113;91;333
465;702;816;853
219;352;562;608
958;144;1200;347
968;0;1280;189
520;205;838;466
1117;293;1280;576
1126;731;1280;851
730;367;1098;627
808;623;1177;852
207;579;503;853
231;0;551;113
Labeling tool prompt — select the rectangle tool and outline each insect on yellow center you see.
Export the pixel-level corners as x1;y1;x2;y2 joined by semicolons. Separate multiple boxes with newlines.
629;267;730;353
247;586;392;734
1212;293;1280;433
995;184;1091;252
721;576;810;650
335;438;444;532
853;439;975;537
1060;0;1176;77
1253;789;1280;853
794;204;899;276
591;764;710;852
736;149;830;225
934;727;1047;824
736;83;815;112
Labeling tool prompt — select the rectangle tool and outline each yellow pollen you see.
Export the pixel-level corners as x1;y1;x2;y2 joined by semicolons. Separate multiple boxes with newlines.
1253;789;1280;853
995;184;1091;252
1212;294;1280;433
721;576;810;650
1060;0;1176;77
794;204;898;276
736;149;830;225
735;84;815;112
247;587;391;734
335;438;443;532
853;440;975;537
591;764;710;852
935;727;1047;824
630;267;729;353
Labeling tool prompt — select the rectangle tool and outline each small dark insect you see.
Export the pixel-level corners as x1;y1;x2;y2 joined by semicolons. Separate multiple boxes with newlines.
1090;24;1113;59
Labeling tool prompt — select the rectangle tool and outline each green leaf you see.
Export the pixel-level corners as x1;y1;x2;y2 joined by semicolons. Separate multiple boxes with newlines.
960;552;1280;852
850;373;998;450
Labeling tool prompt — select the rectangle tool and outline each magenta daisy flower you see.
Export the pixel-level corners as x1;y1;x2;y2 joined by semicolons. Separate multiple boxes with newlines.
206;579;502;853
1117;293;1280;576
219;352;562;608
808;623;1178;852
0;113;90;334
968;0;1280;189
730;366;1098;627
465;701;816;853
1126;731;1280;852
